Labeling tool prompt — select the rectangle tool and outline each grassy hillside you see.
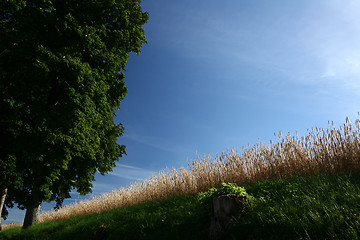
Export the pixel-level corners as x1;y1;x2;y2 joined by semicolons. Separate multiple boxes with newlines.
1;116;360;238
29;116;360;224
1;173;360;239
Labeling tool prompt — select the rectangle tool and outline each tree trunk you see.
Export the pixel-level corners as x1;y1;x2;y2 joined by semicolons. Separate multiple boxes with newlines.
0;188;8;231
22;193;42;230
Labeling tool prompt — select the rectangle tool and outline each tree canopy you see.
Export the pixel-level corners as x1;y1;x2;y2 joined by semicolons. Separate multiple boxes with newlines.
0;0;148;229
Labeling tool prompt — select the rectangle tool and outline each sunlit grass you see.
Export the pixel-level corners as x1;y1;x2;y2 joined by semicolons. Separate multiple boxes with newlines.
2;173;360;239
225;173;360;239
35;114;360;223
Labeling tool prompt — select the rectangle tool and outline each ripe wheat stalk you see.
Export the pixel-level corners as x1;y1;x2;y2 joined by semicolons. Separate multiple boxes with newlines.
33;115;360;222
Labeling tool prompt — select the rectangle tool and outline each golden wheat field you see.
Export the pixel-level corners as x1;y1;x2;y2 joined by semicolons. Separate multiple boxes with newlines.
32;114;360;223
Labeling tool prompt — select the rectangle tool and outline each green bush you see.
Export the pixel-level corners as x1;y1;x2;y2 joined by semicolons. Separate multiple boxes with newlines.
197;182;253;205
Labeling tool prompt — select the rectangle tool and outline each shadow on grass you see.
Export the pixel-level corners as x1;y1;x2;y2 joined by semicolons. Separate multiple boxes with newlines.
1;194;210;240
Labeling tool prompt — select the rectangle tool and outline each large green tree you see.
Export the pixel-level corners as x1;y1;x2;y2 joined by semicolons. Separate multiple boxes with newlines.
0;0;148;229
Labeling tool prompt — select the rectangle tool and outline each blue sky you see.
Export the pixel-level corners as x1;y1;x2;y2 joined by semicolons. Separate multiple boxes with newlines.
4;0;360;224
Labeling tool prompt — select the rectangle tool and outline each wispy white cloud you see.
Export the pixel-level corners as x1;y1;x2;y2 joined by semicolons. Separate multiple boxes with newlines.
292;0;360;93
91;182;121;195
88;164;154;196
123;133;188;155
109;163;153;181
171;1;360;95
319;53;360;81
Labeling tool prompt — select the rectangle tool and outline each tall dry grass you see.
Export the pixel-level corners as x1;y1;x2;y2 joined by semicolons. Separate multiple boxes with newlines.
1;223;22;230
38;115;360;223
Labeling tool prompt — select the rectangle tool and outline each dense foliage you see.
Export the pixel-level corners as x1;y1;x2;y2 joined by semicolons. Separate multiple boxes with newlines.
0;0;148;228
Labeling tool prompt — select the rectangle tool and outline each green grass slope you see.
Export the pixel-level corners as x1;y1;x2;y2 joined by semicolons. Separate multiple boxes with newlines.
1;173;360;240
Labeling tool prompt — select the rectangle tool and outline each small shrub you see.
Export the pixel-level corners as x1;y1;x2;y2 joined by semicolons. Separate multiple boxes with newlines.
198;182;253;204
